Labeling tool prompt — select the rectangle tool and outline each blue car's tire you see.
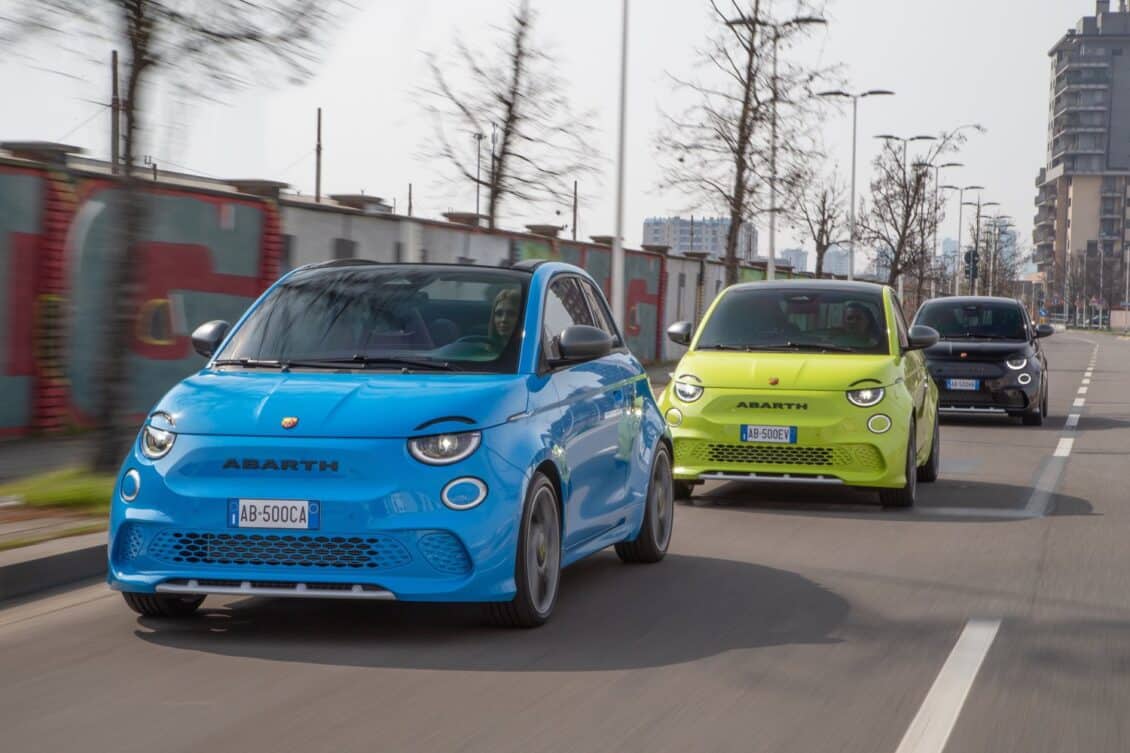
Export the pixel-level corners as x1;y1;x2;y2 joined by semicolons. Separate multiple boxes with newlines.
488;473;561;628
122;592;204;618
616;444;674;564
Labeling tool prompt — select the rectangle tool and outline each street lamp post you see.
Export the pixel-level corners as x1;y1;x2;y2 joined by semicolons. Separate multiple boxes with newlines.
962;198;998;296
987;214;1013;297
727;13;827;280
914;161;963;299
875;133;937;299
942;184;983;295
611;0;629;327
817;88;895;280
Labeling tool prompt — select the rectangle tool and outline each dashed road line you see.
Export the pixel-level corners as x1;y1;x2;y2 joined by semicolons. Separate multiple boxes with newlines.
1078;386;1089;395
893;619;1002;753
1073;398;1086;408
1066;414;1080;429
1054;438;1075;457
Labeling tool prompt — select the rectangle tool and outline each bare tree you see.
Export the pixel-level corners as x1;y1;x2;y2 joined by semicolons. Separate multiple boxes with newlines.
2;0;348;470
656;0;829;286
423;1;600;230
786;164;846;277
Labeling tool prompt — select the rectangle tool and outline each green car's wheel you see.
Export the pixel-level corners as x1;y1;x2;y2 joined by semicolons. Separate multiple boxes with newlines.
880;425;918;509
673;480;696;502
122;592;204;618
917;414;941;483
616;444;674;564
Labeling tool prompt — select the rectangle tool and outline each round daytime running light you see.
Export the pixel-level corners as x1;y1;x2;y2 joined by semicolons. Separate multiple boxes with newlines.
408;431;482;465
140;424;176;459
674;378;704;403
867;414;893;434
846;387;886;408
441;477;488;510
1006;358;1028;371
1018;373;1033;386
120;469;141;502
665;408;684;427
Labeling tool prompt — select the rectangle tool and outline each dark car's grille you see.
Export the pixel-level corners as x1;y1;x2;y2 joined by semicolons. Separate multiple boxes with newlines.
148;531;413;570
929;361;1005;379
939;389;1027;408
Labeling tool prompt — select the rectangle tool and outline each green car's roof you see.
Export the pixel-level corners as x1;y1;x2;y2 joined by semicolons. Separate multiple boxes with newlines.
725;279;890;294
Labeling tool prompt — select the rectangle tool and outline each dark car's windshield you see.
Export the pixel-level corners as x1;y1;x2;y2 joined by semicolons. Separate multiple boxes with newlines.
215;265;530;373
915;301;1027;341
696;287;890;355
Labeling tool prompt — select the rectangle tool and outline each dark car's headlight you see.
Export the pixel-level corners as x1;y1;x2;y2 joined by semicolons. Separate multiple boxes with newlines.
408;431;481;465
673;377;704;403
1006;357;1028;371
846;387;885;408
140;424;176;459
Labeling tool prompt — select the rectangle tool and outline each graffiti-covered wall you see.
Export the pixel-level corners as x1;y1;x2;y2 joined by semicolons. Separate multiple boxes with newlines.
0;167;42;436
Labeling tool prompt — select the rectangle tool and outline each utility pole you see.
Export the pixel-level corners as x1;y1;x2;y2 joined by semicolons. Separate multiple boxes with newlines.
611;0;630;327
408;183;413;217
315;107;323;203
111;50;120;174
572;180;578;241
474;133;484;217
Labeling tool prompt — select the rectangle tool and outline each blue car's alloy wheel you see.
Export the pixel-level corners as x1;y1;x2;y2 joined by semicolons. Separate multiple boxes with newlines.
615;444;674;564
489;473;561;628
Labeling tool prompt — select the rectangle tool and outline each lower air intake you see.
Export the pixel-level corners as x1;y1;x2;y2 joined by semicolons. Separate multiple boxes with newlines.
148;531;412;570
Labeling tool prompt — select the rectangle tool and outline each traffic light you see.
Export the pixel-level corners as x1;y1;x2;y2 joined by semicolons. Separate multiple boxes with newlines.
964;250;979;282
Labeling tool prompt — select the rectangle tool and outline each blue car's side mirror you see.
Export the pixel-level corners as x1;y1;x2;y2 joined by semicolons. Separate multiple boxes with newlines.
192;320;231;358
551;325;614;366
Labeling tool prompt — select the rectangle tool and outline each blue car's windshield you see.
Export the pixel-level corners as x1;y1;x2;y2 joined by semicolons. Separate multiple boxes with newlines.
216;265;530;373
696;287;890;355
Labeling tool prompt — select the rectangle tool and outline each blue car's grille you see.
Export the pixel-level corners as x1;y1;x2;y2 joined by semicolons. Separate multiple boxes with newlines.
417;532;473;574
147;531;413;570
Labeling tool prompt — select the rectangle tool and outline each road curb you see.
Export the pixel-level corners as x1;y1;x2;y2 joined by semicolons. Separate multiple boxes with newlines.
0;533;106;603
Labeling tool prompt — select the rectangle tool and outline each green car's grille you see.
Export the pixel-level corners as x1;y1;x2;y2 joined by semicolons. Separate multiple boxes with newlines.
679;439;884;472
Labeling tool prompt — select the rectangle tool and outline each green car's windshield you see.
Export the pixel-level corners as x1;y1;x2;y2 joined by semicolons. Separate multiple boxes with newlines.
915;301;1028;341
696;287;891;355
215;265;530;374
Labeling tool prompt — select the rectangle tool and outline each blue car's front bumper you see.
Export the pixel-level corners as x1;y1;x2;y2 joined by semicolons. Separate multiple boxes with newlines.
108;433;530;602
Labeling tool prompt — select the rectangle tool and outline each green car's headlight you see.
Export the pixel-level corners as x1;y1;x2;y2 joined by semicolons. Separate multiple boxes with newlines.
673;379;704;403
408;431;482;465
140;424;176;459
846;387;885;408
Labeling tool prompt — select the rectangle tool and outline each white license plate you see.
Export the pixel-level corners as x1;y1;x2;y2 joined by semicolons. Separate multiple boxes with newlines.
741;425;798;444
228;499;319;529
945;378;981;391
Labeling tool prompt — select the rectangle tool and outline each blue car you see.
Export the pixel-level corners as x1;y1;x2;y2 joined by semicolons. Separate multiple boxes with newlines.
108;260;673;627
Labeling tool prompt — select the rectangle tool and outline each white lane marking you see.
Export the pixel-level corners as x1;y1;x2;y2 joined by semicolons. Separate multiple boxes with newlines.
1066;414;1080;429
1078;386;1088;395
1054;438;1075;457
894;619;1002;753
1074;398;1086;407
1082;378;1091;385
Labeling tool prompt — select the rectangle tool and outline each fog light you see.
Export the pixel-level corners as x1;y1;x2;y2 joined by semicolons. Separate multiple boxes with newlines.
665;408;683;427
1018;373;1032;386
441;477;488;510
120;469;141;503
867;414;892;434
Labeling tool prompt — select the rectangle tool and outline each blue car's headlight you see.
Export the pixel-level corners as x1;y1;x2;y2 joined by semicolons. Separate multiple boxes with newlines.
408;431;482;465
846;387;885;408
140;424;176;459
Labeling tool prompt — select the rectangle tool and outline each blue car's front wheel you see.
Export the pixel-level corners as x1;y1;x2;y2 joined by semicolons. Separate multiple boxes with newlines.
488;473;561;628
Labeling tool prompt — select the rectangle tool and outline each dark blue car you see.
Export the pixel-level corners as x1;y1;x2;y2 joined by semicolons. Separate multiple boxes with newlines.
108;260;673;627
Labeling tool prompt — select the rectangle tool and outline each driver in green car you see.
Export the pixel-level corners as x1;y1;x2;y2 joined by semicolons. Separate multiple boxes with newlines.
830;301;883;349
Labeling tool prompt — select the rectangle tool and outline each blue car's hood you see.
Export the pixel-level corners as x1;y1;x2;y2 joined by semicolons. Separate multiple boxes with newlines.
153;370;530;438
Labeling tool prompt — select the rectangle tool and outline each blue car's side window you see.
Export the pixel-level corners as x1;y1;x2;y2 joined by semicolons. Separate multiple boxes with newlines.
541;277;596;363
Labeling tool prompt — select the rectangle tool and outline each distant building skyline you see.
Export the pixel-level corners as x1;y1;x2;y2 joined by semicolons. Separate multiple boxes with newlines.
642;216;758;259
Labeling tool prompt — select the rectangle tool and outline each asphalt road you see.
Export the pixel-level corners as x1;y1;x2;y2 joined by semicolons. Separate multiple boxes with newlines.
2;333;1128;753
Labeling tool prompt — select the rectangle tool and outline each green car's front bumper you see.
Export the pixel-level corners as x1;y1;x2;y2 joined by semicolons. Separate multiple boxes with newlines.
660;385;913;489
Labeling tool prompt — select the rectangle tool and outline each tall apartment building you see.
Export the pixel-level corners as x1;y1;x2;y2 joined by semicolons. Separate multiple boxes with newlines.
1034;1;1130;308
780;248;810;273
642;216;758;259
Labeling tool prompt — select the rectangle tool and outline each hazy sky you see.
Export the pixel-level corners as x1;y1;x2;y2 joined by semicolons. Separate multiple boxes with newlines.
0;0;1098;260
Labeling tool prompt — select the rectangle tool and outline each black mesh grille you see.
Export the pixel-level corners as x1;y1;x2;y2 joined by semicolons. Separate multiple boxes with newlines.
148;531;412;570
930;361;1005;378
679;439;884;472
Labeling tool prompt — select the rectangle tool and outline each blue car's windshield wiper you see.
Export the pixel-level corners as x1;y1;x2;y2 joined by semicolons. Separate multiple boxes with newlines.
212;358;285;369
283;355;458;372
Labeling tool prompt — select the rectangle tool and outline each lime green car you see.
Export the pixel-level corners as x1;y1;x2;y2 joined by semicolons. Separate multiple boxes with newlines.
658;281;941;508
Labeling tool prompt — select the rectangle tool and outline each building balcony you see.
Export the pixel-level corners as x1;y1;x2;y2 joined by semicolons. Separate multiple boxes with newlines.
1051;144;1106;160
